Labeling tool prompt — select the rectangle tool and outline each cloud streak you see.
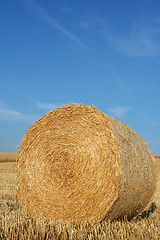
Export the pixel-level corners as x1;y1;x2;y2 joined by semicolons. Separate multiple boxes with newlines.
110;17;160;57
87;58;130;94
35;101;62;111
28;0;88;49
108;106;155;127
0;81;62;112
133;109;156;127
109;106;130;118
0;107;38;123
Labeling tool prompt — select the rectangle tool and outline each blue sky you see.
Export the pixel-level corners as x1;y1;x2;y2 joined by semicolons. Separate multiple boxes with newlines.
1;0;160;154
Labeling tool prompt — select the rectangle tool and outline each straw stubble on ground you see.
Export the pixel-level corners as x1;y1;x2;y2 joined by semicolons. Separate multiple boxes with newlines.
0;156;160;239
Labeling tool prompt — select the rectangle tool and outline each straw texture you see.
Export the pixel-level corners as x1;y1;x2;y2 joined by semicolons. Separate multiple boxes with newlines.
17;103;157;224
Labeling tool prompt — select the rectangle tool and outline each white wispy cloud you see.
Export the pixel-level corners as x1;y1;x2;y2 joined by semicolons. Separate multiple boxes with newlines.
0;81;35;103
88;58;119;79
111;17;160;57
132;109;156;127
28;0;88;49
0;108;24;121
86;58;130;94
109;106;130;118
108;106;155;127
0;107;38;123
0;81;61;113
84;15;160;57
35;101;61;110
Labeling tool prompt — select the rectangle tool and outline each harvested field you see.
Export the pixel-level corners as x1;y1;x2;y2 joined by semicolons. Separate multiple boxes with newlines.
0;154;160;239
0;152;17;163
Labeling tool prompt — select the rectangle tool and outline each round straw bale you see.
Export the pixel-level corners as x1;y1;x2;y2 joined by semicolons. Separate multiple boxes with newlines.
17;103;157;224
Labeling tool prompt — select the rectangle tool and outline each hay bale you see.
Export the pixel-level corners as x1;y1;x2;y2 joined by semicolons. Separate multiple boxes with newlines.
17;103;157;223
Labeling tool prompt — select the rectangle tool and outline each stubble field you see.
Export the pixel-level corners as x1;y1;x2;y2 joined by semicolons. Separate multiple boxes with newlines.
0;152;160;239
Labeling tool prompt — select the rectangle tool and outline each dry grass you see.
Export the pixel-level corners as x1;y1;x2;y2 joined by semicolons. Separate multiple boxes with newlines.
1;209;160;240
0;153;160;239
0;152;17;163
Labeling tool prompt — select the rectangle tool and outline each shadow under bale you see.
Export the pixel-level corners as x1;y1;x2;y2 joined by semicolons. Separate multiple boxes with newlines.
137;202;157;219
